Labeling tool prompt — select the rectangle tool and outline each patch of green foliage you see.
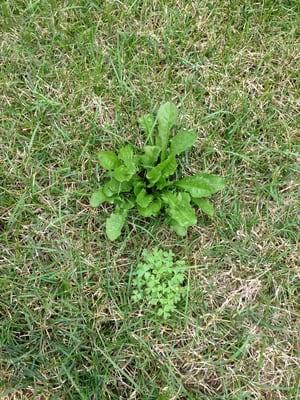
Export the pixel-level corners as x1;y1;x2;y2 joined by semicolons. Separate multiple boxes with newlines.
90;102;225;240
2;0;299;397
132;248;187;320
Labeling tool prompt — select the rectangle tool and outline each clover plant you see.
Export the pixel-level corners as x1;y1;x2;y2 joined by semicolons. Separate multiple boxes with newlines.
90;102;225;240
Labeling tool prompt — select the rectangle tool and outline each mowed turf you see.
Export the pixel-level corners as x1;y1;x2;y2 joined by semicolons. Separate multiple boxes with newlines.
0;1;299;399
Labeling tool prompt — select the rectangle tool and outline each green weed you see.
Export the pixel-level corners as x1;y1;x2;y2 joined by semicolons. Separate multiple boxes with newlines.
90;102;224;240
132;248;187;320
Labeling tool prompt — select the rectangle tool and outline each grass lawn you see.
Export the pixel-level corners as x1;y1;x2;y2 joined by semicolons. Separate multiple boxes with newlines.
1;1;299;399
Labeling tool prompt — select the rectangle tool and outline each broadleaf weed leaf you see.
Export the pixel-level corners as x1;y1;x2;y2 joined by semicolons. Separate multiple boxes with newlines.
157;102;177;160
106;211;127;241
90;102;225;241
176;173;225;198
192;197;215;217
97;150;120;170
170;130;197;155
90;189;107;207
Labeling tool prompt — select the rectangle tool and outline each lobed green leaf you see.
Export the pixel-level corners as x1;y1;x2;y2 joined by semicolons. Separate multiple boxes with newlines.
156;102;177;160
106;211;127;241
162;191;196;229
136;189;153;208
113;165;135;182
192;197;215;217
175;173;225;198
147;155;177;186
168;219;187;236
140;146;161;168
90;189;107;207
138;198;162;217
170;130;197;155
97;150;120;170
103;178;131;197
118;145;136;168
